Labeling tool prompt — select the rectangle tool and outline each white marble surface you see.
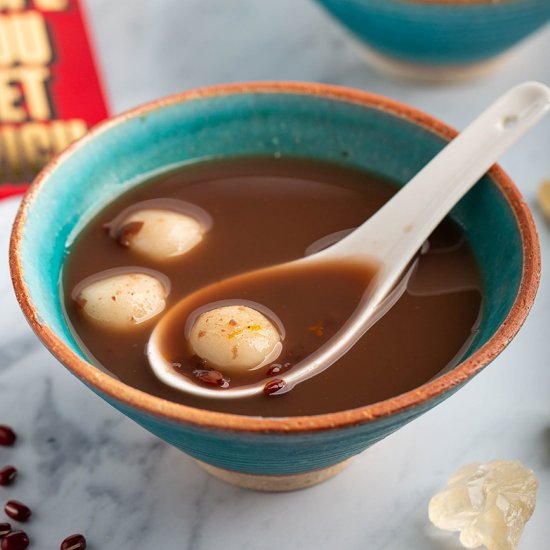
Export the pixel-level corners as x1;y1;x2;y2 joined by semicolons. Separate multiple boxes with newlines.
1;0;550;547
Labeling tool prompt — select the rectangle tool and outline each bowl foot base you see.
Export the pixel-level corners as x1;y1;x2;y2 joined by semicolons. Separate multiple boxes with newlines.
196;458;353;492
361;47;511;84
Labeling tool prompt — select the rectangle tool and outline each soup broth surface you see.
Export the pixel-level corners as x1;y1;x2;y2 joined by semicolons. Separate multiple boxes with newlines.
63;157;483;417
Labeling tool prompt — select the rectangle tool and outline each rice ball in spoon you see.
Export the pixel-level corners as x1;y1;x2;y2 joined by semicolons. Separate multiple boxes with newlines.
74;271;168;331
189;305;282;372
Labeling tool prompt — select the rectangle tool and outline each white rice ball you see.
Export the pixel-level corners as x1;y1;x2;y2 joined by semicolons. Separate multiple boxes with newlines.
117;208;205;260
189;305;282;372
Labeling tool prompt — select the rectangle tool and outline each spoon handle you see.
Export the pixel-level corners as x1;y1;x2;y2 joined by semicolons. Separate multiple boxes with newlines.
333;81;550;302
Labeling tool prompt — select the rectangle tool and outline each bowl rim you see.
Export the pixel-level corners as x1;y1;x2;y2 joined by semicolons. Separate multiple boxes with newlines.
9;81;541;434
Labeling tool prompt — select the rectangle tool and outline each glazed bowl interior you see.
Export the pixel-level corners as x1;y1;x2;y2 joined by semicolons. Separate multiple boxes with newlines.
11;83;537;432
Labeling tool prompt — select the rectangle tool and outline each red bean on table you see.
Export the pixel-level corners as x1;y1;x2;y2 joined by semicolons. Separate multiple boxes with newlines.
3;501;31;523
0;522;10;537
0;467;17;487
0;530;29;550
61;533;87;550
0;428;15;447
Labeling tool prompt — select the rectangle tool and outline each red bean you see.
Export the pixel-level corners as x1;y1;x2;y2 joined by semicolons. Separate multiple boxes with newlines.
1;531;29;550
0;428;15;447
0;523;10;537
61;534;86;550
264;378;286;396
114;221;144;247
193;369;229;388
3;501;31;523
0;468;17;487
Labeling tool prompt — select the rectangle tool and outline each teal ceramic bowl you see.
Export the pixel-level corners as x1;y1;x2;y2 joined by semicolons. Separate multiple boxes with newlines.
10;83;540;491
314;0;550;81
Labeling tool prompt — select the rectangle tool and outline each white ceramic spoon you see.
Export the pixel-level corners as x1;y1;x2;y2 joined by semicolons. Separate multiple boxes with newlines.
148;81;550;399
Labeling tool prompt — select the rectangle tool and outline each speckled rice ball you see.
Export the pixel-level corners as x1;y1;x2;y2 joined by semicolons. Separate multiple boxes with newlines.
189;305;282;372
75;272;168;330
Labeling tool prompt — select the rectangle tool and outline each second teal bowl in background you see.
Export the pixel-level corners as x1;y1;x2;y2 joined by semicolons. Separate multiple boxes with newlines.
314;0;550;82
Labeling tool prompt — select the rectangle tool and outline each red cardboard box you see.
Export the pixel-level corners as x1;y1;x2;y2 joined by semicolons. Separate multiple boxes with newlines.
0;0;109;200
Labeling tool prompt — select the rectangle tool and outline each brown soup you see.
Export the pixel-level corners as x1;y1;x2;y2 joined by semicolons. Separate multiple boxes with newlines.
63;157;483;417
